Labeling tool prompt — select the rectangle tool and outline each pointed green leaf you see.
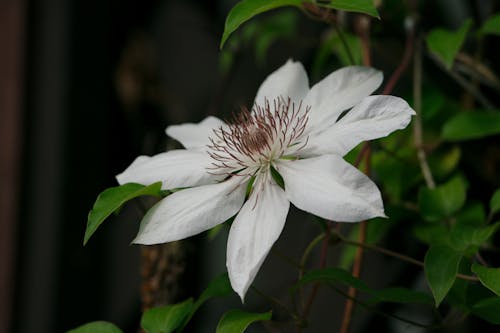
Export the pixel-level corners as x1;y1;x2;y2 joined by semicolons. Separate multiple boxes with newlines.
426;19;472;68
216;310;272;333
418;175;467;221
66;321;123;333
196;273;232;307
471;263;500;297
84;182;163;245
220;0;302;49
442;111;500;141
451;223;500;254
490;189;500;216
179;273;233;331
320;0;379;18
480;13;500;36
424;245;462;306
471;297;500;324
141;299;194;333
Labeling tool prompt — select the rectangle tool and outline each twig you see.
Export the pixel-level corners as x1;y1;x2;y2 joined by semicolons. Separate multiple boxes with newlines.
337;235;479;281
427;52;495;109
300;224;332;327
382;17;415;95
413;36;436;189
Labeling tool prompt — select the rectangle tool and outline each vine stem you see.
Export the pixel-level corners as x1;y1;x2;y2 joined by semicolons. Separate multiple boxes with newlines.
298;223;332;332
339;15;372;333
413;36;436;189
337;235;479;282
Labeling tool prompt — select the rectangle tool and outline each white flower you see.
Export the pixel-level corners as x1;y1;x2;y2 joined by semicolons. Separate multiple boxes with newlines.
116;60;415;301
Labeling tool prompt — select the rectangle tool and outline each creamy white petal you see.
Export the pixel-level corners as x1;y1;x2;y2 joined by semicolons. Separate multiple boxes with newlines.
166;116;225;149
304;66;383;133
254;59;309;106
226;176;290;302
116;149;220;190
133;176;247;244
277;155;385;222
303;95;415;157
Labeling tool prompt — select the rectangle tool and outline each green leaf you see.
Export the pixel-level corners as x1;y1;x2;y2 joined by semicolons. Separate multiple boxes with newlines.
490;189;500;216
442;111;500;141
471;297;500;324
66;321;123;333
216;310;272;333
178;273;233;331
84;182;163;245
426;19;472;68
418;175;467;221
196;273;232;308
424;245;462;306
427;146;461;180
320;0;379;18
369;287;433;305
480;13;500;36
413;223;450;246
220;0;302;49
456;203;486;226
451;223;500;254
471;263;500;297
141;299;194;333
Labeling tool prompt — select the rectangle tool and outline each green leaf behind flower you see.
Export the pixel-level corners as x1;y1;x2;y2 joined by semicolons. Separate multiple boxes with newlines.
424;245;462;306
320;0;379;18
216;310;272;333
418;175;467;221
426;19;471;68
220;0;302;49
141;299;194;333
480;13;500;36
471;263;500;297
66;321;123;333
442;111;500;141
84;182;163;245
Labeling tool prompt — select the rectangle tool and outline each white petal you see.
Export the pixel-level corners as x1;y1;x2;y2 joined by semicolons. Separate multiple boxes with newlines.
226;176;290;302
133;176;247;244
116;149;220;190
166;116;225;149
254;59;309;106
277;155;385;222
304;95;415;157
304;66;383;132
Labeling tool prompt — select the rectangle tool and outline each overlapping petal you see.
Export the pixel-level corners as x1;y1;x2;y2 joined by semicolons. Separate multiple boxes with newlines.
166;116;226;149
116;149;220;190
254;60;309;106
277;155;385;222
302;95;415;157
133;176;247;244
304;66;383;132
226;176;289;301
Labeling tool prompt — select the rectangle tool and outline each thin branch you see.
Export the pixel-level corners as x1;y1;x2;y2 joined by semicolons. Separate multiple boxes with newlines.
382;17;415;95
413;36;436;189
428;52;495;109
330;283;437;329
337;235;479;282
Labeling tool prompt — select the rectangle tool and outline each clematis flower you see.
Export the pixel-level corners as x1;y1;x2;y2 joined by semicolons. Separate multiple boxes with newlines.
116;60;415;301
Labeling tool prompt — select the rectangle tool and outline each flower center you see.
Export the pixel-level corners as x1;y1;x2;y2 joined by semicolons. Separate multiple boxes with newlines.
207;97;309;176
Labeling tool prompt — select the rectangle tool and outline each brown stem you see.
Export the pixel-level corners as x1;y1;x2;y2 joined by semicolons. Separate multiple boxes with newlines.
382;18;415;95
301;224;331;324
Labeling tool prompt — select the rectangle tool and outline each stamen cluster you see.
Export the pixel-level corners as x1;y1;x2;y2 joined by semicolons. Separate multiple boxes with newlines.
207;98;309;175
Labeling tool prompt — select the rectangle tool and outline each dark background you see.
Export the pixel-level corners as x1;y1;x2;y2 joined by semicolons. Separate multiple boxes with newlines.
1;0;499;332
